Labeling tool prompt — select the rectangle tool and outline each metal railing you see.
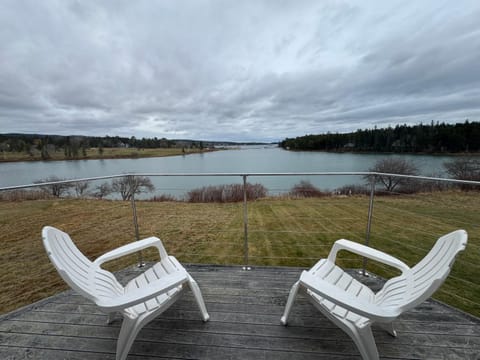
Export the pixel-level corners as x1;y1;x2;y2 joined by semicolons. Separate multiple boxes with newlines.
1;171;479;316
1;171;479;270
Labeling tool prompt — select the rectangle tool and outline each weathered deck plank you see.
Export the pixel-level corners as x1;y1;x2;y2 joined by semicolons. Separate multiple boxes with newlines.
0;265;479;359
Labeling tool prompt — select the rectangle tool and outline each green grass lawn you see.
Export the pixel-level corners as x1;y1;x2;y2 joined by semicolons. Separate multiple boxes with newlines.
0;192;478;316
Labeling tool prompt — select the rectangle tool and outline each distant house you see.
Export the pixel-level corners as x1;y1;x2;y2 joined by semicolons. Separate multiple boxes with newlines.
343;142;355;149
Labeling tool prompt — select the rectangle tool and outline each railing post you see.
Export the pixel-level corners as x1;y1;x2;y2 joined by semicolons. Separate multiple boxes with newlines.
242;175;251;270
128;175;144;268
362;175;376;276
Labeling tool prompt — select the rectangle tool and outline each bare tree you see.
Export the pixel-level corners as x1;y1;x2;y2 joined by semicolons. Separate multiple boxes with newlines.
35;176;73;198
111;176;155;200
365;158;418;192
444;158;480;190
74;181;89;197
93;182;112;199
444;158;480;180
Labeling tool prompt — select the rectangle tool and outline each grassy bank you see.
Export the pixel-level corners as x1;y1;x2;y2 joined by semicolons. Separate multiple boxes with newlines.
0;192;478;316
0;147;215;162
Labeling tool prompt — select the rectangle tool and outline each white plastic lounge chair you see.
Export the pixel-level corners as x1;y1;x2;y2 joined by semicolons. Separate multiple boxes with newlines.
42;226;209;360
281;230;467;360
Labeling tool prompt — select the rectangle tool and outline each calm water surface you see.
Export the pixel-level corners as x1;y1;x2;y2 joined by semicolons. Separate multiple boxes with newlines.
0;147;468;197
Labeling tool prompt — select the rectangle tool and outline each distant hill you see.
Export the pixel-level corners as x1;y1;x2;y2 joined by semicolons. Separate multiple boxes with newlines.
280;121;480;153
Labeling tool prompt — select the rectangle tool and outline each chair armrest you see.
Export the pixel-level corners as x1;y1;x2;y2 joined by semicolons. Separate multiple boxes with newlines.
328;239;410;273
300;271;400;322
96;271;188;311
94;236;168;267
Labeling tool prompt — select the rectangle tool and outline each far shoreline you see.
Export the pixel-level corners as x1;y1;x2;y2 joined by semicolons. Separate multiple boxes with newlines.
0;147;221;164
280;147;480;157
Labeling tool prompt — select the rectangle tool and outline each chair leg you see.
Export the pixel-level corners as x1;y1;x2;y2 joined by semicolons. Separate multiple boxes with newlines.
378;321;397;337
188;276;210;322
116;315;143;360
107;312;117;324
351;325;379;360
308;297;380;360
281;281;300;325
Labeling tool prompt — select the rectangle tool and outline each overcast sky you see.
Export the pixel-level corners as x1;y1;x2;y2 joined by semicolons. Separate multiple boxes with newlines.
1;1;479;142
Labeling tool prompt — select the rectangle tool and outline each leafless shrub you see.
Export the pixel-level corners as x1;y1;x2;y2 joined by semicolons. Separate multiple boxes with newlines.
0;189;53;201
187;183;267;203
149;194;178;202
243;183;267;200
289;181;326;198
74;181;89;197
401;172;451;193
336;184;369;195
35;176;74;198
93;182;112;199
444;158;480;191
111;176;155;200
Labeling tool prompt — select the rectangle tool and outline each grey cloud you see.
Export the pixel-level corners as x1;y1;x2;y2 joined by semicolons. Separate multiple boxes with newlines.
0;1;479;141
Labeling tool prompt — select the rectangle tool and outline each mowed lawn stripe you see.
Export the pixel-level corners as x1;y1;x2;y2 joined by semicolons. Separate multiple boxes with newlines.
0;192;478;316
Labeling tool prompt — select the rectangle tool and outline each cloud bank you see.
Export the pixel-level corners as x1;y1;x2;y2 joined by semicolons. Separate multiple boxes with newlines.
1;0;479;141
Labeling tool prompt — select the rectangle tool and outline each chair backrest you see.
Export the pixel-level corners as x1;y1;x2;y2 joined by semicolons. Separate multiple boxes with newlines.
375;230;467;312
42;226;123;304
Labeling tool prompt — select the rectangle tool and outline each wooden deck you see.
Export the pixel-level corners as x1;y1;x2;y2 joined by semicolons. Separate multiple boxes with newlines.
1;265;479;359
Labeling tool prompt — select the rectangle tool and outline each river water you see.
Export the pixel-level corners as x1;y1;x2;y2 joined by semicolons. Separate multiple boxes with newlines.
0;146;468;197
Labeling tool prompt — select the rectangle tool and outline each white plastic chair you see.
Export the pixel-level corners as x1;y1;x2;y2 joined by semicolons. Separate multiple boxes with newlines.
281;230;467;360
42;226;209;360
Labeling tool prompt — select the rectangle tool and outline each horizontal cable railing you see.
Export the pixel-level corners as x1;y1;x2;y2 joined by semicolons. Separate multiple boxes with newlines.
0;172;479;317
2;171;480;192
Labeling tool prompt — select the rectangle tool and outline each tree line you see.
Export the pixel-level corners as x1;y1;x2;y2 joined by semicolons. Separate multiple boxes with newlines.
0;134;179;158
280;121;480;153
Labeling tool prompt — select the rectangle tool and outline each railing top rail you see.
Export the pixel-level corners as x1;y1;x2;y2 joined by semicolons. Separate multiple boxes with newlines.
371;172;480;185
0;171;479;192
